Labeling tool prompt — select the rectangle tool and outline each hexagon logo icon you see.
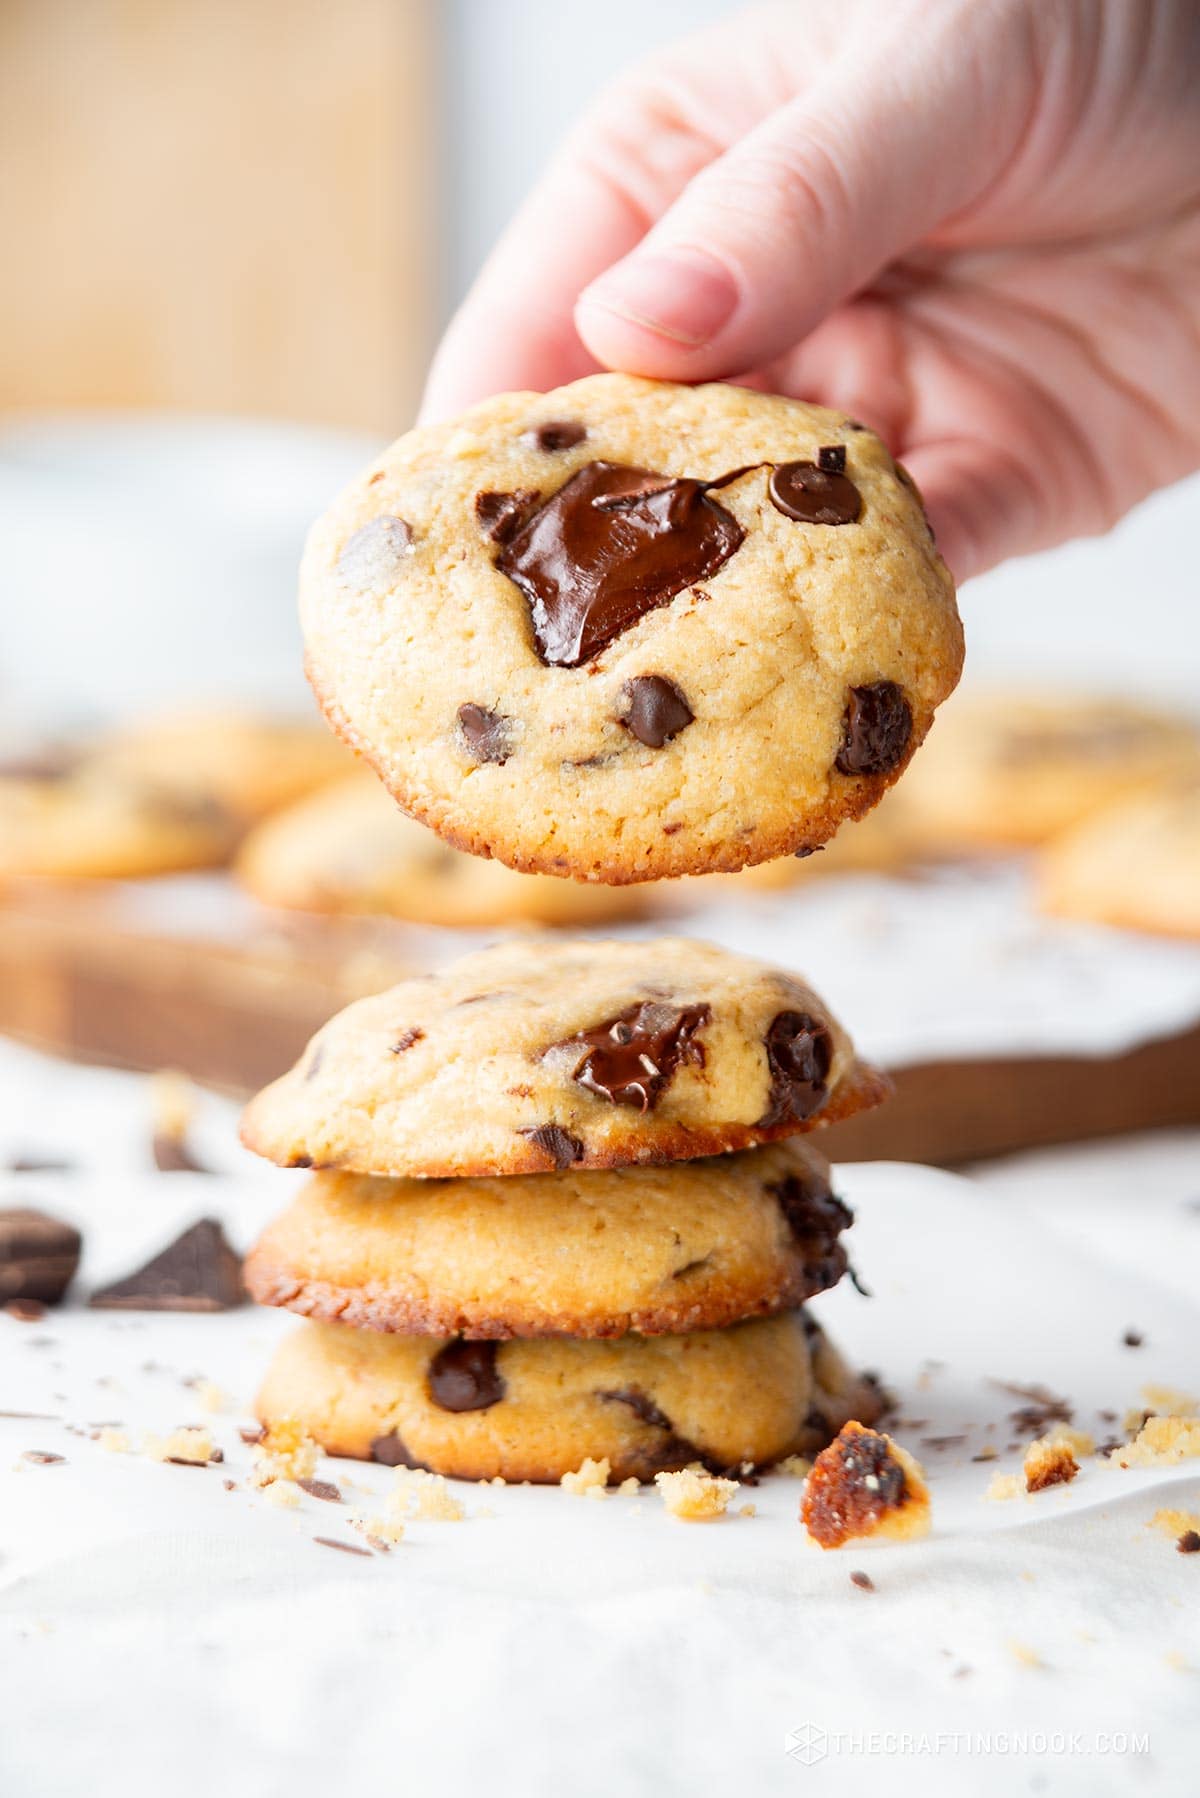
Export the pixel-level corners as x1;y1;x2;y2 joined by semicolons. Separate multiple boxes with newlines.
786;1722;828;1766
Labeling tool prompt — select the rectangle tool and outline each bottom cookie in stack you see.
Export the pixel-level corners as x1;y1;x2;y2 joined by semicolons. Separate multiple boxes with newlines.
247;1140;883;1484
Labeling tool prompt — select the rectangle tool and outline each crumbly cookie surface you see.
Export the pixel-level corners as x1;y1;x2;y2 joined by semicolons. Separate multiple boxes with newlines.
1038;776;1200;939
897;689;1200;851
255;1309;882;1484
239;936;887;1177
245;1137;850;1338
300;374;961;883
236;771;651;928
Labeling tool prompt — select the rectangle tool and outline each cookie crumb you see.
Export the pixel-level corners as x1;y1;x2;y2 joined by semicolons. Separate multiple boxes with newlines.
1023;1430;1091;1493
263;1479;300;1509
801;1423;930;1548
1141;1383;1198;1416
1008;1640;1042;1669
146;1425;214;1466
738;1503;757;1518
655;1467;739;1521
389;1467;465;1522
353;1512;406;1546
561;1456;611;1497
250;1417;319;1486
617;1476;641;1496
1111;1414;1200;1469
98;1427;130;1454
986;1473;1025;1502
193;1380;228;1414
776;1454;813;1479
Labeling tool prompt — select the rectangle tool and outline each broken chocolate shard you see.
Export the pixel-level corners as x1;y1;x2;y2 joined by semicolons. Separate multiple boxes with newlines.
758;1011;833;1126
518;1125;584;1170
427;1339;506;1413
298;1477;343;1503
474;488;541;545
558;1000;710;1111
835;681;912;777
768;460;862;525
336;515;413;593
496;461;744;667
313;1536;373;1559
619;675;695;748
457;703;515;765
0;1207;82;1305
88;1218;244;1312
818;444;847;474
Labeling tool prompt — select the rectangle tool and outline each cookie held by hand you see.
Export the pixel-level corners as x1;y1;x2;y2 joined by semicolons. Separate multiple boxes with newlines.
300;374;961;883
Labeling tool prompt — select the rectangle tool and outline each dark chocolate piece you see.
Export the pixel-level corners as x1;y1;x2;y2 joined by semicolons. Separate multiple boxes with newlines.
849;1570;875;1591
298;1477;343;1503
427;1339;506;1413
88;1218;244;1312
390;1028;425;1056
619;675;694;748
817;444;847;474
597;1387;718;1476
337;516;413;593
768;460;862;526
835;681;912;776
768;1172;851;1293
288;1155;314;1170
1122;1328;1144;1348
496;461;744;667
457;703;515;766
313;1536;373;1559
558;1000;710;1111
523;420;587;452
369;1432;431;1470
758;1011;833;1126
518;1125;584;1170
22;1450;65;1465
0;1207;82;1305
474;488;541;545
1178;1531;1200;1554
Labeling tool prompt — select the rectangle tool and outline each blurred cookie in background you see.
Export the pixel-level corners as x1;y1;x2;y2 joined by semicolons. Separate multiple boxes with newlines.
236;773;653;928
892;690;1200;852
1038;776;1200;940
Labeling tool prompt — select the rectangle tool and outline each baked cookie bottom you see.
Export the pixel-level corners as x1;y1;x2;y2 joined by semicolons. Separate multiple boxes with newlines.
244;1140;852;1339
255;1309;884;1484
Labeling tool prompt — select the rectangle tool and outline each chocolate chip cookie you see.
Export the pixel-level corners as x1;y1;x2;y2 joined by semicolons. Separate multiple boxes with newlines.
255;1309;883;1483
245;1138;850;1338
299;374;962;883
1038;775;1200;939
239;936;887;1177
236;772;652;928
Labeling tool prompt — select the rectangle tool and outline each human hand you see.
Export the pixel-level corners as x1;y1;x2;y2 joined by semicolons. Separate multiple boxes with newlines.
422;0;1200;582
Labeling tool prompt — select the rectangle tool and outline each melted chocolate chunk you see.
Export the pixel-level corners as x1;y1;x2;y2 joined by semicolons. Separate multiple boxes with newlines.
457;703;515;766
758;1011;833;1126
288;1155;314;1170
817;444;847;474
0;1208;82;1305
802;1425;909;1548
524;419;587;452
88;1218;244;1312
369;1431;431;1470
768;1173;852;1293
519;1125;584;1170
336;515;413;592
619;675;695;748
768;461;862;526
558;1001;710;1111
597;1387;718;1476
496;461;744;668
835;681;912;776
474;488;541;545
427;1339;506;1413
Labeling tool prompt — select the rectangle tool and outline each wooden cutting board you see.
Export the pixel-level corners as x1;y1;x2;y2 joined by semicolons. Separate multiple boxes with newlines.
1;879;1197;1164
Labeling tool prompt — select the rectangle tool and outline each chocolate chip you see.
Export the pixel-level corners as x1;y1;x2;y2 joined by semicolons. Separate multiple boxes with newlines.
298;1478;343;1503
457;703;515;766
313;1536;373;1559
557;1001;710;1111
758;1012;833;1126
597;1386;718;1475
474;488;541;545
427;1339;506;1413
619;675;694;748
288;1155;314;1170
152;1132;211;1175
523;420;587;452
496;461;744;668
1178;1531;1200;1554
1122;1328;1144;1348
818;444;847;474
835;681;912;776
88;1218;244;1312
390;1027;425;1055
0;1208;82;1306
768;461;862;526
336;516;413;592
768;1172;852;1294
518;1125;584;1170
369;1432;431;1470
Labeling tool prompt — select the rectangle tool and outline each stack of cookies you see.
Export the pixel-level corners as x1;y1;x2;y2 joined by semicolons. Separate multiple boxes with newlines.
241;937;888;1484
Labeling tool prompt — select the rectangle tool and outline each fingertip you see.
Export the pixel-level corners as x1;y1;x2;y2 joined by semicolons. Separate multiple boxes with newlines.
576;245;741;379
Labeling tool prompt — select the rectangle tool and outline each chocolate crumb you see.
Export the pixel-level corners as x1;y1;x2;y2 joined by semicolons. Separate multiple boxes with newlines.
238;1424;265;1445
849;1570;875;1591
1177;1531;1200;1554
6;1155;75;1174
313;1536;373;1559
1122;1329;1144;1348
22;1450;65;1465
518;1125;584;1170
298;1477;343;1503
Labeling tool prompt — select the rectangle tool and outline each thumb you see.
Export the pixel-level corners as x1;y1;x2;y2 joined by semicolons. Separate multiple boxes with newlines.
575;37;1031;379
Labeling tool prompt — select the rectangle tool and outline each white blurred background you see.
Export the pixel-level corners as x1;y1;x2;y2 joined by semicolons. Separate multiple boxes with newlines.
1;0;1196;725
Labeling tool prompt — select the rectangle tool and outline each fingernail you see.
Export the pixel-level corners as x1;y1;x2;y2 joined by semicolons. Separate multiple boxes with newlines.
582;246;738;347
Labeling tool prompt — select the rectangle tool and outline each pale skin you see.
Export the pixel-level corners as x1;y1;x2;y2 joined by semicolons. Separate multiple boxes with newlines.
422;0;1200;583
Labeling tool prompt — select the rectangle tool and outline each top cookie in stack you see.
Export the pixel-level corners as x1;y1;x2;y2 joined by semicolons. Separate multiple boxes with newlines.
242;937;889;1485
297;373;961;883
